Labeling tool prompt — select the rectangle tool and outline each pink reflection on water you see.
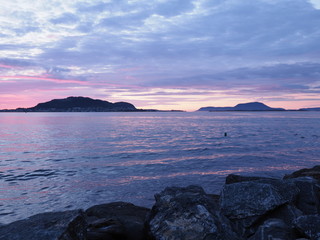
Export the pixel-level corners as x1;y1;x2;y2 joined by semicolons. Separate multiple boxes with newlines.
55;164;303;192
0;196;28;201
113;164;303;185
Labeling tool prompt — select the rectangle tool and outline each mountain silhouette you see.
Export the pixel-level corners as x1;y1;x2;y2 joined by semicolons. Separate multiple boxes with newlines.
198;102;285;111
26;96;137;112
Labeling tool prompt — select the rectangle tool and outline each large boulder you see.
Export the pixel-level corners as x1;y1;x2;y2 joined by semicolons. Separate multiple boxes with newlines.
146;185;240;240
293;215;320;240
85;202;150;240
248;218;293;240
262;204;302;227
284;166;320;180
286;177;320;215
220;179;299;219
0;210;86;240
220;178;300;238
225;174;276;185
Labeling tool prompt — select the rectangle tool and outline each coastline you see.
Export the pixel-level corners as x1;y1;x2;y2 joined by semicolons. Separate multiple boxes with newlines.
1;165;320;240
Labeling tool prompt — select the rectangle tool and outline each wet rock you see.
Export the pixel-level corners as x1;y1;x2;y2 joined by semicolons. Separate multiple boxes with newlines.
248;218;293;240
293;215;320;240
146;185;240;240
0;210;86;240
287;177;320;215
284;165;320;180
225;174;277;184
220;180;299;219
85;202;149;240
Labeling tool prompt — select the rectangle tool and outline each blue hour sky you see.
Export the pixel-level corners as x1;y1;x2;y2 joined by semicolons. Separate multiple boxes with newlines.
1;0;320;110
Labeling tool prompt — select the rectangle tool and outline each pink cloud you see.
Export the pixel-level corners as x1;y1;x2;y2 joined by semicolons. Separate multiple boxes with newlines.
0;75;88;85
0;64;22;69
0;75;143;89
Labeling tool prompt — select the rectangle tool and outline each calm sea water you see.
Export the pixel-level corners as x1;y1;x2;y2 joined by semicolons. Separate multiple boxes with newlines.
0;111;320;224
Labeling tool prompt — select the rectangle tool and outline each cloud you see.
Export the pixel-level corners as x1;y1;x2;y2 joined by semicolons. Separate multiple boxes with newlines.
1;0;320;109
153;0;194;17
309;0;320;9
50;13;79;25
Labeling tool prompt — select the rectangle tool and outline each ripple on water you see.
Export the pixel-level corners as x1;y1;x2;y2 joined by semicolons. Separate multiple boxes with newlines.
2;169;59;182
0;111;320;224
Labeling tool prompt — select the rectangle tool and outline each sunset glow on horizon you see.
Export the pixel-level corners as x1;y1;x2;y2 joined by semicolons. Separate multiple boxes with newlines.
1;0;320;111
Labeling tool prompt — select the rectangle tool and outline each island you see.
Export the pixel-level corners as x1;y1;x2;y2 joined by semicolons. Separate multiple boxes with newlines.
0;96;140;112
198;102;285;111
0;96;187;112
1;98;319;112
299;107;320;111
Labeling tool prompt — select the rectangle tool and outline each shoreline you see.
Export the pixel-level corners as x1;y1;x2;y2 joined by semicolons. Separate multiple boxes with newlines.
1;165;320;239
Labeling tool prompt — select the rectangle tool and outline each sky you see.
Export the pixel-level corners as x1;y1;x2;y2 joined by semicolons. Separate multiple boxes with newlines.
1;0;320;111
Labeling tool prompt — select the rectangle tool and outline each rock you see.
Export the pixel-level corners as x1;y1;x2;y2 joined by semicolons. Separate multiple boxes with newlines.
293;215;320;240
248;218;293;240
87;218;126;240
220;179;299;219
220;179;300;238
286;177;320;215
85;202;149;240
284;165;320;180
263;204;302;227
234;204;302;238
146;185;240;240
0;210;86;240
225;174;277;184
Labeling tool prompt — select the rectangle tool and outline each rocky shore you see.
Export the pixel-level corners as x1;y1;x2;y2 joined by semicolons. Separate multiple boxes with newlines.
1;166;320;240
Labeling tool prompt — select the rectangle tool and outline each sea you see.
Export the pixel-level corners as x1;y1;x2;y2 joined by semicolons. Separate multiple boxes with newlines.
0;111;320;224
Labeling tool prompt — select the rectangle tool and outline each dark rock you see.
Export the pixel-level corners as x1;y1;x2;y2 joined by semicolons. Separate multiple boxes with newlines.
220;179;299;238
257;179;299;203
87;218;126;240
287;177;320;215
85;202;149;240
228;215;260;238
0;210;86;240
207;194;220;204
248;218;293;240
293;215;320;240
234;204;302;238
225;174;277;184
220;179;299;219
284;165;320;180
263;204;302;227
146;185;240;240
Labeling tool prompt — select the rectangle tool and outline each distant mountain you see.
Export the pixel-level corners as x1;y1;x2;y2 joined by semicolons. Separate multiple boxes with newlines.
3;97;138;112
198;102;285;111
299;107;320;111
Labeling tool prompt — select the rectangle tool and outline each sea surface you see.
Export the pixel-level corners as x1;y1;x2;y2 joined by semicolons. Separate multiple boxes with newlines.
0;111;320;224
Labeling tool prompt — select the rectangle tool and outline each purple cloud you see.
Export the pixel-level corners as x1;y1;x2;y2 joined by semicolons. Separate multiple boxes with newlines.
0;0;320;110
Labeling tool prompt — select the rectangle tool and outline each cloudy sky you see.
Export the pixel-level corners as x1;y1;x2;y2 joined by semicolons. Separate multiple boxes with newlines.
1;0;320;110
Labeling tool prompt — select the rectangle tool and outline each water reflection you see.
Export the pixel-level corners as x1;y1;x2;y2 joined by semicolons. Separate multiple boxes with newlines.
0;112;320;223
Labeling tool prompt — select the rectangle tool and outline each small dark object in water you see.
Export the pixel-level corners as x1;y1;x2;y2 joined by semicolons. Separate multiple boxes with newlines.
224;132;227;137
